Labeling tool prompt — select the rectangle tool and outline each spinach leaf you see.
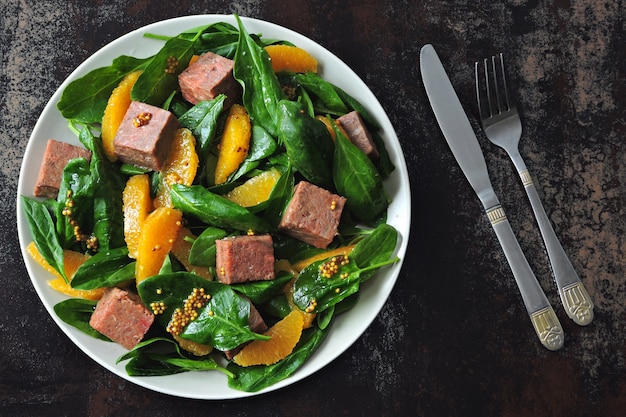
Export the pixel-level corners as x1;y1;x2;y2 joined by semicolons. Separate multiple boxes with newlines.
70;247;134;290
333;85;380;129
21;196;67;281
131;29;201;106
188;226;228;267
170;184;271;233
292;223;399;313
79;127;126;251
118;337;233;377
332;124;388;224
53;298;109;340
261;162;294;228
276;99;334;188
57;55;150;123
56;157;93;250
349;223;399;269
178;96;226;166
294;72;349;115
138;272;270;351
233;15;285;137
228;125;278;182
229;272;293;305
227;325;329;392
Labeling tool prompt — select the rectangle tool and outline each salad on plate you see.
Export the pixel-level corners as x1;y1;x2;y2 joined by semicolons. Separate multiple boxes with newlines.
18;15;406;395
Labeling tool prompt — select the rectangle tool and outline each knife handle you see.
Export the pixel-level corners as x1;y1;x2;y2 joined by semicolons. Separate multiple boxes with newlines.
518;169;594;326
486;205;565;351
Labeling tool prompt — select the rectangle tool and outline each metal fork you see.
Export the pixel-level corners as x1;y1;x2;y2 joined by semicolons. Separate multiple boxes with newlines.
475;53;594;326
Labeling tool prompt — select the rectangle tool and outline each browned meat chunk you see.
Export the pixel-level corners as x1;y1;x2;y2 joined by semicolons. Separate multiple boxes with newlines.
89;287;154;350
178;52;242;109
215;234;275;284
336;111;379;159
278;181;346;249
223;300;268;360
34;139;92;199
113;101;180;171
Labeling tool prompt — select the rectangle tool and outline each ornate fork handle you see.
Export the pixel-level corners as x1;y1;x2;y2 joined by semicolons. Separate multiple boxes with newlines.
510;150;594;325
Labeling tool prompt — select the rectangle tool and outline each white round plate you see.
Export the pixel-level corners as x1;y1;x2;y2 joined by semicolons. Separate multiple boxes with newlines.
16;15;411;400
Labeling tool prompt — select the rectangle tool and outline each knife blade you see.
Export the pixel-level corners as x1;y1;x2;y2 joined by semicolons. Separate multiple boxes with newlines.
419;44;564;351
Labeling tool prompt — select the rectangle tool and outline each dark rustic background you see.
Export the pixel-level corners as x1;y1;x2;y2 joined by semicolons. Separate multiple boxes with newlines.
1;1;624;416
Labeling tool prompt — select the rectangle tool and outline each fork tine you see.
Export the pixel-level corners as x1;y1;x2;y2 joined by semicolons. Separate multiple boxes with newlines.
491;55;502;114
476;53;514;121
495;53;512;112
475;59;490;119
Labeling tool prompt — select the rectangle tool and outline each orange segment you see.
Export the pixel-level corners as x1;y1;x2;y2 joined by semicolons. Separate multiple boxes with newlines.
283;277;316;329
265;44;318;73
215;104;251;185
233;310;304;366
224;168;281;207
101;70;142;161
135;207;183;284
291;244;356;273
170;227;213;280
122;174;152;258
154;128;199;208
26;241;104;300
173;334;213;356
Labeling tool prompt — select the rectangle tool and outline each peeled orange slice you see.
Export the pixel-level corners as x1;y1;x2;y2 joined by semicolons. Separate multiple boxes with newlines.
265;44;318;73
101;70;142;161
224;168;281;207
233;310;304;366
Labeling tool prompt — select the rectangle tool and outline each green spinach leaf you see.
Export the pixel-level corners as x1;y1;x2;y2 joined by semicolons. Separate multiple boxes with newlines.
138;272;270;351
57;55;150;123
21;196;67;281
276;99;334;188
233;15;285;137
170;184;271;232
332;124;387;224
70;247;134;290
227;325;329;392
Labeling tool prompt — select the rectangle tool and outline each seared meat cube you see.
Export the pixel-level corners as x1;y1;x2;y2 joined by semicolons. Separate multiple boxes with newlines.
223;300;268;360
336;110;379;159
34;139;92;199
113;101;180;171
278;181;346;249
178;52;242;109
89;287;154;350
215;234;275;284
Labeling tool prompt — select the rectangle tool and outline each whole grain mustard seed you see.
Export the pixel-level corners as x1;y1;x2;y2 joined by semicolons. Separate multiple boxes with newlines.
164;56;179;75
166;287;212;335
132;112;152;127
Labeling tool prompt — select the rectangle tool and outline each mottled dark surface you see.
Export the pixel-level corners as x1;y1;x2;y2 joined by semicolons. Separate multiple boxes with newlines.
1;1;625;416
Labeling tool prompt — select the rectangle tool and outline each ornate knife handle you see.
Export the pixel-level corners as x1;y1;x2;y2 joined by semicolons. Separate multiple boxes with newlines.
519;169;594;326
486;205;565;351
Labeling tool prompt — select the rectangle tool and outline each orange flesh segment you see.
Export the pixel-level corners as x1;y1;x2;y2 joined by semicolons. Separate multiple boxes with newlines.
170;227;213;281
135;207;183;284
26;241;104;300
101;70;142;161
154;128;199;208
233;310;304;366
265;44;318;73
224;168;281;207
122;174;152;258
215;104;251;185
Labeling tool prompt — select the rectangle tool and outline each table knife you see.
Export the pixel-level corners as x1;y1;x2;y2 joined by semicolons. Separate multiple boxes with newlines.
419;44;564;351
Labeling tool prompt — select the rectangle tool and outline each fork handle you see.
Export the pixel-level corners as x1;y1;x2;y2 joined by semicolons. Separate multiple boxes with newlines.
515;165;594;326
486;205;564;350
